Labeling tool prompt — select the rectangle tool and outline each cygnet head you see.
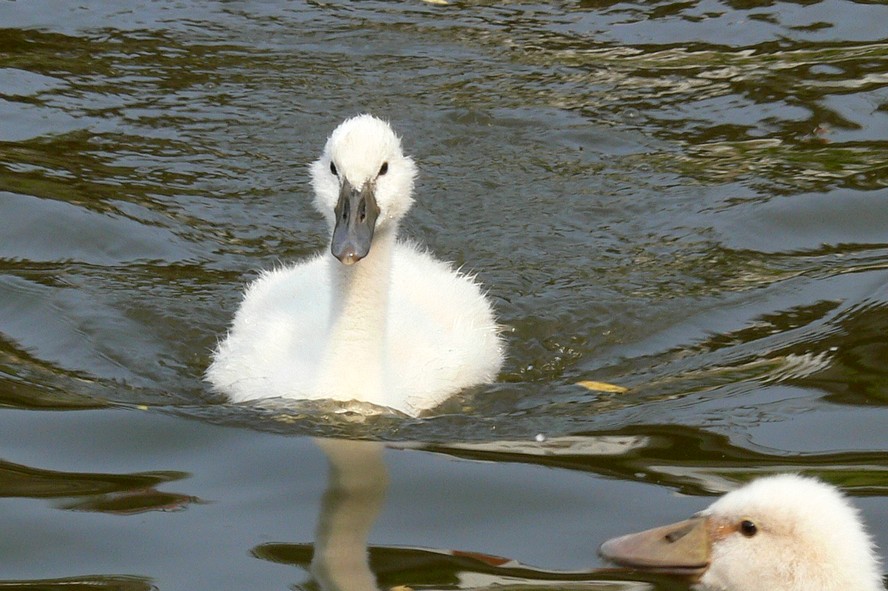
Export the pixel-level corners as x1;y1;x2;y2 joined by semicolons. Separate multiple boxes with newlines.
599;474;883;591
310;114;417;265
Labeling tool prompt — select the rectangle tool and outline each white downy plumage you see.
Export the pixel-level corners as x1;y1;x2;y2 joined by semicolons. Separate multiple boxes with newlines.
207;115;503;416
600;474;883;591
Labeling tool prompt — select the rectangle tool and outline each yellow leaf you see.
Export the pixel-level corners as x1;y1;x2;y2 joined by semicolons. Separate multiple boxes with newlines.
576;380;628;393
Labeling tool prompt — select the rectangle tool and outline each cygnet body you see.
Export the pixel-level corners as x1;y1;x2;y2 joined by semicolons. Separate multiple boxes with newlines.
599;474;883;591
207;115;503;416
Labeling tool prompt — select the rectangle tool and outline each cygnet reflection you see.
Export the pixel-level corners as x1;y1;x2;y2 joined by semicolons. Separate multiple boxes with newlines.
311;438;388;591
250;438;644;591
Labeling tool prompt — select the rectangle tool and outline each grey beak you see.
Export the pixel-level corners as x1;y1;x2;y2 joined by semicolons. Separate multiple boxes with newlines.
330;179;380;265
599;516;711;577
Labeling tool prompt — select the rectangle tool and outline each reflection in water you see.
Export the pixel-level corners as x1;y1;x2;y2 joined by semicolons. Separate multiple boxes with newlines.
413;427;888;496
0;458;186;588
254;439;680;591
310;439;388;591
807;296;888;405
1;1;888;589
0;458;197;514
0;574;154;591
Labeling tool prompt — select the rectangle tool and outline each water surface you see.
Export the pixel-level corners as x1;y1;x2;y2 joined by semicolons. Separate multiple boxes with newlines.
1;1;887;589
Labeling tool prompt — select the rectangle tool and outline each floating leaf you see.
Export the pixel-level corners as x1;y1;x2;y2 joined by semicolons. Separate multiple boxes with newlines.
576;380;628;393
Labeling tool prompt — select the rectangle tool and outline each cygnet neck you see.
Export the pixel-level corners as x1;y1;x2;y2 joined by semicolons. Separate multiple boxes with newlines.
328;225;396;337
316;225;397;400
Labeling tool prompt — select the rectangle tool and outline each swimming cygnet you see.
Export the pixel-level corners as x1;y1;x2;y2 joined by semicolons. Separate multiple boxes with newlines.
207;114;504;416
599;474;883;591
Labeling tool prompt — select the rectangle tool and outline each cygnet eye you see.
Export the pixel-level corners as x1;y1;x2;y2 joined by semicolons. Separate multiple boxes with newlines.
740;520;758;537
378;162;388;176
330;161;338;177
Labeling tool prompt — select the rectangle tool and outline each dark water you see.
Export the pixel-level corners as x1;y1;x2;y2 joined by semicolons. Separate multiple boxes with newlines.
1;1;887;589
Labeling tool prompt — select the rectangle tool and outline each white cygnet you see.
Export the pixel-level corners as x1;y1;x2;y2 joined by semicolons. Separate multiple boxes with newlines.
207;114;504;416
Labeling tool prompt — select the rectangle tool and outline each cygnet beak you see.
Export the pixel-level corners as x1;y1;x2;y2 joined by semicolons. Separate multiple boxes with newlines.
598;516;712;578
331;179;380;265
